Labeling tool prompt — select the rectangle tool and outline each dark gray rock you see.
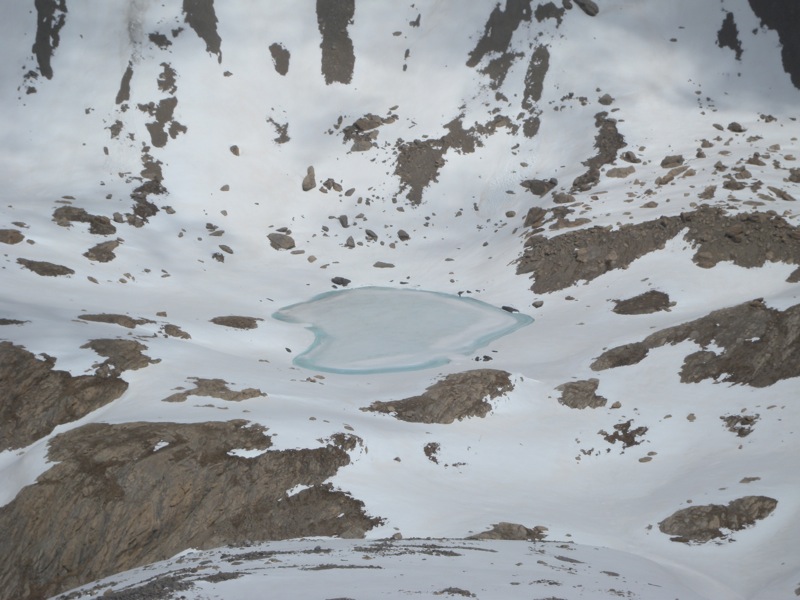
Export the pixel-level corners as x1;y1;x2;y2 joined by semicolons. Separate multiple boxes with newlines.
268;232;296;250
556;378;607;409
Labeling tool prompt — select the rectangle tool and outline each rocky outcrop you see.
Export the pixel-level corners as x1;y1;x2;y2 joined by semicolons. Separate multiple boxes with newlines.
17;258;74;277
210;315;263;329
592;299;800;387
556;378;607;409
0;342;128;450
659;496;778;543
468;522;548;541
518;208;800;293
162;377;265;402
0;420;379;600
362;369;513;424
79;313;155;329
612;290;672;315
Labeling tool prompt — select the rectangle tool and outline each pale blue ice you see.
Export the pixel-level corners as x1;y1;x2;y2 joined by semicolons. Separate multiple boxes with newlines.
273;286;532;374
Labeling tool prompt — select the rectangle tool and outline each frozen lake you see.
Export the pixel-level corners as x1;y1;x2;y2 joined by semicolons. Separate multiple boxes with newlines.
273;287;533;374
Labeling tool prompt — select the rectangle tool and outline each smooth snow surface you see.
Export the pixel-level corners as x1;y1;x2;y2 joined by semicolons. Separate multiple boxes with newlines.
273;287;532;373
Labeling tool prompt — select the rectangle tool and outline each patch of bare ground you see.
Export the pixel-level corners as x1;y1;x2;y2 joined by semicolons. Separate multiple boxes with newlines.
555;378;606;409
52;206;116;235
0;421;379;599
17;258;74;277
0;229;24;244
163;377;265;402
517;207;800;293
0;318;27;326
81;339;159;377
659;496;778;543
162;323;191;339
84;239;121;262
592;299;800;387
362;369;513;424
468;522;548;542
209;315;263;329
0;342;128;450
612;290;673;315
79;313;155;329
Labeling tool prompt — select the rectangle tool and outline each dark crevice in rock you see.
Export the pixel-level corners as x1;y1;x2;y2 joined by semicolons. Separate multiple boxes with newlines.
316;0;355;85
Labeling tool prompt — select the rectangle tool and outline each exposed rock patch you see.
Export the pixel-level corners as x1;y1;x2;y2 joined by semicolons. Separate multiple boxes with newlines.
32;0;67;79
78;313;155;329
17;258;74;277
115;61;133;104
362;369;513;424
467;0;532;69
210;315;263;329
748;0;800;89
268;232;296;250
0;229;24;244
518;207;800;293
592;299;800;387
517;215;682;293
571;112;626;192
717;11;743;61
468;522;548;542
0;420;378;599
555;378;606;409
269;42;290;75
612;290;672;315
163;377;265;402
84;239;121;262
316;0;355;85
0;342;128;450
52;205;117;234
599;420;648;449
574;0;599;17
182;0;222;62
721;413;759;437
659;496;778;543
162;323;191;339
81;339;159;376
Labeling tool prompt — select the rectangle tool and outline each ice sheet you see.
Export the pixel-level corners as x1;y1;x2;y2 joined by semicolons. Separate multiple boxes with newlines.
273;287;532;373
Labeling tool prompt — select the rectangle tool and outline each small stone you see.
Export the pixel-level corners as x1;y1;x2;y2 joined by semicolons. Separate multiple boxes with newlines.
660;155;684;168
267;232;295;250
331;277;351;287
302;166;316;191
727;122;746;133
373;261;395;268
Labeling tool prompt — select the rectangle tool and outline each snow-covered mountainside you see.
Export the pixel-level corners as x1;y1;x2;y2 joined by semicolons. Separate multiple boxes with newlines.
1;1;799;598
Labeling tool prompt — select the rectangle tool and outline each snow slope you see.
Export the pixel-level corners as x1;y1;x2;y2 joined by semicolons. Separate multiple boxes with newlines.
0;1;798;598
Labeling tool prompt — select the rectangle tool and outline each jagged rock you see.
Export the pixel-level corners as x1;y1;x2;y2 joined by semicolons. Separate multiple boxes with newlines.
331;276;351;286
0;342;128;450
363;369;513;424
0;421;379;599
524;206;547;227
727;121;746;132
593;300;800;387
556;378;607;409
17;258;74;277
210;316;263;330
302;166;316;191
397;229;410;241
468;522;548;541
659;496;777;543
612;290;672;315
268;232;296;250
52;205;116;235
